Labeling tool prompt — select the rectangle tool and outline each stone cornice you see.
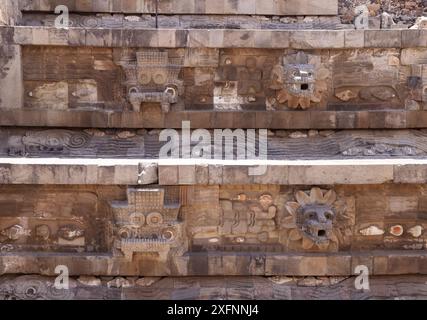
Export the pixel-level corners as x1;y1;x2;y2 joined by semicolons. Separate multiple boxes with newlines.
2;27;426;49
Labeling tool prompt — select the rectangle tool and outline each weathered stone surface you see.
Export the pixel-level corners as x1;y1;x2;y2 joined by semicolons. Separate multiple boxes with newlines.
2;0;427;298
19;0;339;15
2;274;427;300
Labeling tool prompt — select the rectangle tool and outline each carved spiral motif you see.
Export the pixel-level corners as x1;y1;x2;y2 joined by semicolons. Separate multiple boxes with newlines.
80;16;100;28
6;276;74;300
67;133;90;149
13;276;47;300
22;130;90;151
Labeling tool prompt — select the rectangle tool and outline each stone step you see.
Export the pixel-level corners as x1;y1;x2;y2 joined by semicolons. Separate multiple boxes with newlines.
19;0;339;16
1;274;427;300
0;157;427;185
0;250;425;276
19;13;349;30
0;109;426;130
4;26;426;48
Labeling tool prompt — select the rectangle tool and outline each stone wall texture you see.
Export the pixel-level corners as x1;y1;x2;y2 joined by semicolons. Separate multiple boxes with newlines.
0;0;427;300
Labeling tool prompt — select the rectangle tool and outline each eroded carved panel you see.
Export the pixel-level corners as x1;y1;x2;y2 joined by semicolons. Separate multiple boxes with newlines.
23;46;122;110
0;188;106;253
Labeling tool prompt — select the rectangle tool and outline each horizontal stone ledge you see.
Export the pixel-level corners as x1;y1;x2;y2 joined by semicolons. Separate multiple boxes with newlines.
1;275;426;300
19;0;339;16
0;159;158;185
0;109;425;129
4;26;427;49
1;158;427;185
0;250;425;276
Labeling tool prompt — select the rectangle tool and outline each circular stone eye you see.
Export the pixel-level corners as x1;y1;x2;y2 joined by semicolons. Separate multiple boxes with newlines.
153;72;167;85
138;72;152;85
162;229;175;241
119;229;130;239
129;212;145;227
305;212;316;220
147;212;163;226
325;211;334;220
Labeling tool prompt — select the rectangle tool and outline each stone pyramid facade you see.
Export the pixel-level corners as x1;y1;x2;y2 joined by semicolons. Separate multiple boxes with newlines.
0;0;427;299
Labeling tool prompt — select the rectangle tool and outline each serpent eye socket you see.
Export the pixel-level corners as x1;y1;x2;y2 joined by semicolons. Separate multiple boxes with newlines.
305;211;317;220
325;211;334;220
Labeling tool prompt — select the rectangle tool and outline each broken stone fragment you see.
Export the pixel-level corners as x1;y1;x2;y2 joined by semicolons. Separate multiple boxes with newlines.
335;89;358;102
289;131;308;139
410;16;427;29
84;129;105;137
117;131;136;139
405;99;421;110
77;276;102;287
370;87;396;101
318;130;335;137
138;163;158;185
136;277;162;287
359;226;384;236
269;276;294;284
107;277;134;288
354;5;369;30
308;130;319;137
408;225;423;238
381;12;396;29
297;277;325;287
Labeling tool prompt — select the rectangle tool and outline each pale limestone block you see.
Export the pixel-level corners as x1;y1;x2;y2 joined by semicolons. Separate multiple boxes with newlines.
253;165;289;184
187;29;210;48
0;45;23;109
394;165;427;183
137;163;158;185
389;197;418;213
254;30;273;48
255;0;275;15
365;30;402;48
158;165;178;185
401;48;427;66
178;165;196;185
157;29;175;47
114;165;139;184
208;165;223;185
195;164;209;184
345;30;364;48
288;165;393;185
238;0;256;14
290;30;344;49
206;0;225;14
